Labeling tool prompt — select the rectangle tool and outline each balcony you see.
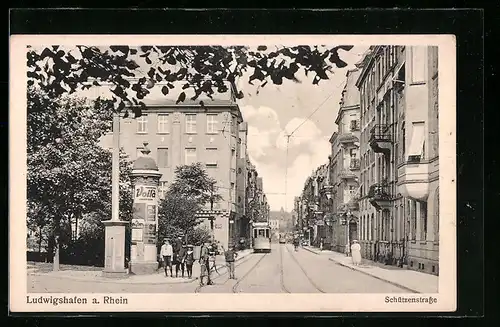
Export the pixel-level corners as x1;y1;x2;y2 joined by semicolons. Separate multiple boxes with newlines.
369;124;393;155
397;157;438;201
349;158;360;171
368;183;392;211
338;133;359;147
338;169;357;180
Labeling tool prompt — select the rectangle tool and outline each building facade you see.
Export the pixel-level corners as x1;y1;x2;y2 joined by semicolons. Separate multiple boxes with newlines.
328;67;362;253
100;82;249;250
356;45;439;275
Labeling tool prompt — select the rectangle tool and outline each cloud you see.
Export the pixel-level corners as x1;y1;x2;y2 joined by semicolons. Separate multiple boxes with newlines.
241;105;282;161
247;116;331;211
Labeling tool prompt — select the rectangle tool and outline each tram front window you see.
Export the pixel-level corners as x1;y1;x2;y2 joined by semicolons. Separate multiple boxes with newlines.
265;229;270;238
253;229;258;238
258;229;265;237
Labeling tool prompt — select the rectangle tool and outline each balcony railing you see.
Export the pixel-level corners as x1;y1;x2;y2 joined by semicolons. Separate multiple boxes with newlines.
349;158;360;170
338;169;357;180
369;124;392;143
368;183;392;201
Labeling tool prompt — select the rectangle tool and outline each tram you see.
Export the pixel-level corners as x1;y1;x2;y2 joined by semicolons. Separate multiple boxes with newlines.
252;222;272;253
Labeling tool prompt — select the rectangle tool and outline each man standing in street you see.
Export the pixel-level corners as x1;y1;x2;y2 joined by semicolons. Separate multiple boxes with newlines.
176;242;187;278
199;242;213;286
160;239;173;277
222;244;238;279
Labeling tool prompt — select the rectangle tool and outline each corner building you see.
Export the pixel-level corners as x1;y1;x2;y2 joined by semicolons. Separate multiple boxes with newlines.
329;68;362;253
100;82;247;250
356;46;439;275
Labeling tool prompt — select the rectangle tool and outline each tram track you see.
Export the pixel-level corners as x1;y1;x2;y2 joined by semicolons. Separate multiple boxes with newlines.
231;253;269;293
194;253;256;293
278;245;291;293
285;245;326;293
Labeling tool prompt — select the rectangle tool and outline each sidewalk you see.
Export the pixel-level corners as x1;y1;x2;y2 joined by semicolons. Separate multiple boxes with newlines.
303;246;438;294
28;249;253;285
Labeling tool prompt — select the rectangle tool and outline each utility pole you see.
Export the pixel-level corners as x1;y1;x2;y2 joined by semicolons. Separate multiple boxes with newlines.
284;134;291;214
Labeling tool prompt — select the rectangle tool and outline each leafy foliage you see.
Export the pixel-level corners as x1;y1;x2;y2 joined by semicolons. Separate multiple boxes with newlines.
167;163;223;208
158;163;223;245
157;193;202;243
27;87;133;268
27;45;354;116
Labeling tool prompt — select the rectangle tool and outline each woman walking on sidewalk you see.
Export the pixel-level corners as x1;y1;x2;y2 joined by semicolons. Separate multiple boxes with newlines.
351;240;362;266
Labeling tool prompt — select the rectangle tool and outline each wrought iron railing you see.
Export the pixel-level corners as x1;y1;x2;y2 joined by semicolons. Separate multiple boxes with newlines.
369;124;392;143
368;183;392;200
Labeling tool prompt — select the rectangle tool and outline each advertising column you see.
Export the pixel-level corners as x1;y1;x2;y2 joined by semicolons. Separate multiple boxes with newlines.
129;142;162;275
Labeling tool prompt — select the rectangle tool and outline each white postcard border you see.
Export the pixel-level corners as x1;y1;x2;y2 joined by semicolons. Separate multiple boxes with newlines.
10;34;456;312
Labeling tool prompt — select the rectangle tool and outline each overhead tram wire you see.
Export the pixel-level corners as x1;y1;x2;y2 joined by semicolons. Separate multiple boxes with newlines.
282;78;348;214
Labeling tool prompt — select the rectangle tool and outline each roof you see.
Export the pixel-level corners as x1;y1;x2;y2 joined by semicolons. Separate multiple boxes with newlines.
335;69;361;125
133;143;159;170
133;156;158;170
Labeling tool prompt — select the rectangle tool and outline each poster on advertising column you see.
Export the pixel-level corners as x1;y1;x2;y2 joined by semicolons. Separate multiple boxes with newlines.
134;185;157;203
143;204;157;244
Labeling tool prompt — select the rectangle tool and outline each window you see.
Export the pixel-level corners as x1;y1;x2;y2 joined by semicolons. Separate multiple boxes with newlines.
137;115;148;133
184;148;197;165
420;201;428;241
205;147;218;167
349;148;357;159
408;122;425;162
157;148;169;168
410;200;417;240
206;114;218;134
349;185;356;196
185;114;197;133
157;114;169;133
158;181;168;199
434;188;439;242
411;46;427;83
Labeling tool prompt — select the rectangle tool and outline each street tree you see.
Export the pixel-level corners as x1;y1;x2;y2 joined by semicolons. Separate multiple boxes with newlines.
27;45;354;117
158;163;223;244
167;162;223;208
27;87;133;270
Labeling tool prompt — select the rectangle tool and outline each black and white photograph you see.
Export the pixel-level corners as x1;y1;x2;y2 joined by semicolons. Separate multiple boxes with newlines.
10;34;456;312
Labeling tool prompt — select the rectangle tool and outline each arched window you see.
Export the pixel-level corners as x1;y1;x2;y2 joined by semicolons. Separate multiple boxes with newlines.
434;187;439;242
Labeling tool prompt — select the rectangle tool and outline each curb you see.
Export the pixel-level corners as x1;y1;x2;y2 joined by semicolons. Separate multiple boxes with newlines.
302;246;420;293
327;258;419;293
28;251;253;286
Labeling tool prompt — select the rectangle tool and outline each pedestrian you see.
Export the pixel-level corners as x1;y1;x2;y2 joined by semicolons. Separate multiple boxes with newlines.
351;240;362;266
185;244;195;279
176;242;187;278
222;244;238;279
160;238;173;277
199;242;212;286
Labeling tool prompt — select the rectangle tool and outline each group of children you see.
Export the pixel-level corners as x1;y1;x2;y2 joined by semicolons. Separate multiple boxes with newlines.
159;238;195;278
159;238;239;285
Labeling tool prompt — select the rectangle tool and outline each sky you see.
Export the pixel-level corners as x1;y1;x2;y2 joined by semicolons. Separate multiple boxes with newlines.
236;45;368;212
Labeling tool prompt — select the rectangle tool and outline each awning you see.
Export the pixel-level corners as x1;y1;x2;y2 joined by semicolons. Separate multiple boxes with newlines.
407;122;426;159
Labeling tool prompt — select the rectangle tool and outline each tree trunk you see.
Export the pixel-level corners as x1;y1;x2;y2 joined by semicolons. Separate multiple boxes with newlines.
38;226;42;253
53;235;60;272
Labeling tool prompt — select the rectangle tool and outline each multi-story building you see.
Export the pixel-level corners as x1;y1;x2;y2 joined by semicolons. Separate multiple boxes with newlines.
300;164;330;247
328;67;362;253
99;81;247;250
246;162;270;226
356;45;439;275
